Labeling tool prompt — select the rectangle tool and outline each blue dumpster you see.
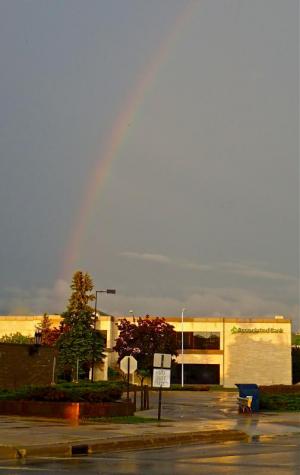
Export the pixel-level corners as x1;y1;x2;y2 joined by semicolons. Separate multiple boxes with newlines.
236;384;259;412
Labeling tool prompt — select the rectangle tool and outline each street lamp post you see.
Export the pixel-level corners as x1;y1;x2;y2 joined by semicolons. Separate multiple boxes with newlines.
181;308;185;387
91;288;116;382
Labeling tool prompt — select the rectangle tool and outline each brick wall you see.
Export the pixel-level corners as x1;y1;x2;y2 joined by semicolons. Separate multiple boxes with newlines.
0;343;57;389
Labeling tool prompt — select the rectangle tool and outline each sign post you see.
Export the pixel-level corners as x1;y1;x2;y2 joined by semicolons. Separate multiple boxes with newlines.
120;355;137;401
153;353;171;421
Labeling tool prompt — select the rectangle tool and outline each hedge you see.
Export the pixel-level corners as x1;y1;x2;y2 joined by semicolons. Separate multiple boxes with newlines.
259;385;300;411
0;381;124;403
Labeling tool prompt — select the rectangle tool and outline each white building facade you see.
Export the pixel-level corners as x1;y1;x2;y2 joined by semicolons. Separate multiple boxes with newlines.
0;315;292;387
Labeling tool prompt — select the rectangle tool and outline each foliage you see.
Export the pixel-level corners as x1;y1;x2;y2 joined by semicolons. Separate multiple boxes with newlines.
37;314;62;347
259;385;300;394
56;271;105;379
114;316;178;383
259;385;300;411
0;332;32;344
0;381;123;403
66;271;95;317
168;384;209;391
108;366;123;381
292;333;300;346
57;326;105;377
259;394;300;411
206;386;237;392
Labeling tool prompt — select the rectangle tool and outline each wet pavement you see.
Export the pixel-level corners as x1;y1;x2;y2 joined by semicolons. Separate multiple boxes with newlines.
0;391;299;459
143;390;300;437
1;436;300;474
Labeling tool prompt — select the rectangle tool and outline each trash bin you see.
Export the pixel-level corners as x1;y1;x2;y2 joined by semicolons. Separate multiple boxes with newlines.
236;384;259;412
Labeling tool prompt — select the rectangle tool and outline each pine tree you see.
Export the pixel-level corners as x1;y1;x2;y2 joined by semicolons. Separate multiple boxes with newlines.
56;271;105;380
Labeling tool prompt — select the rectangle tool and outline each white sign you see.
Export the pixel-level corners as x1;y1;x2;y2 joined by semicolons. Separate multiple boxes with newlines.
153;353;171;368
120;355;137;374
153;368;171;388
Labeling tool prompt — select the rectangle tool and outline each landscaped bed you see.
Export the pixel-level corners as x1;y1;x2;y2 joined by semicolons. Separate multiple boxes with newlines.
0;381;135;420
259;385;300;411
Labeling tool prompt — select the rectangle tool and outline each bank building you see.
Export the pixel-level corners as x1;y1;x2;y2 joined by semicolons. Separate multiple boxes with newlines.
0;314;291;388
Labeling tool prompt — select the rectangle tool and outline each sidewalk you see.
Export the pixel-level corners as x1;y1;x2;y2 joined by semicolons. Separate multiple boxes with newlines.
0;415;248;459
0;391;299;459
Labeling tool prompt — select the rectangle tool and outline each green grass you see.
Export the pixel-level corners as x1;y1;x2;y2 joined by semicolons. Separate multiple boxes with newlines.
208;386;238;392
168;384;209;391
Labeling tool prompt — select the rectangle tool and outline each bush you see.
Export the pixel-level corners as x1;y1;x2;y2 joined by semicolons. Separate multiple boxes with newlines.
168;384;209;391
108;366;123;381
259;385;300;411
0;381;124;403
259;385;300;395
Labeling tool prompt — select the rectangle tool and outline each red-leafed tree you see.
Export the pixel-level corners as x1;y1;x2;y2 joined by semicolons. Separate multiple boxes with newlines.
114;316;178;383
38;314;62;346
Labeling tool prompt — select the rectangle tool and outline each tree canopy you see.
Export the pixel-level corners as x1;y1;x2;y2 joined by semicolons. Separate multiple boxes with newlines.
114;316;178;382
56;271;105;379
37;314;62;346
0;332;32;344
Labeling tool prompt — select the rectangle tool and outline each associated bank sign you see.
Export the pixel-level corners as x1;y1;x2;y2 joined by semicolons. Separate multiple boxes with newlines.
231;326;283;334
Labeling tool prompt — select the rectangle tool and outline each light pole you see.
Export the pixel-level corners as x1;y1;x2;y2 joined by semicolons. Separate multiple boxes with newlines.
91;288;116;382
181;308;185;387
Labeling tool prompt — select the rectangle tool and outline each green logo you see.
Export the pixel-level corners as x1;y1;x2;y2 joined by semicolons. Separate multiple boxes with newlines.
231;326;283;334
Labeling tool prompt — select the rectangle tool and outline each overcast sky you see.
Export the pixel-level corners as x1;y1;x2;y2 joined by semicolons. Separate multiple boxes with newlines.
0;0;299;328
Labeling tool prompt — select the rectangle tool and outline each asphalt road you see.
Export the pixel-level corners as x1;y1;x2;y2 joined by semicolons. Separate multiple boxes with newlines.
0;435;299;474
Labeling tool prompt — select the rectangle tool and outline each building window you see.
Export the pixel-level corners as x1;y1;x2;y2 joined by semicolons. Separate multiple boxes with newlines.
177;332;220;350
171;364;220;384
98;330;107;347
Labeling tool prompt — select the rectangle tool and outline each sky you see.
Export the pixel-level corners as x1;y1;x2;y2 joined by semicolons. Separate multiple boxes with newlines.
0;0;299;328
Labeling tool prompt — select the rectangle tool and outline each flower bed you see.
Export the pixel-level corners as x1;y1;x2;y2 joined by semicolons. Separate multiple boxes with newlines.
0;381;124;402
0;399;135;420
0;381;134;419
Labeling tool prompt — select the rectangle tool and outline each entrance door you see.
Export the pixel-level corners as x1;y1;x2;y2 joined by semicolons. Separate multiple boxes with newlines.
171;364;220;385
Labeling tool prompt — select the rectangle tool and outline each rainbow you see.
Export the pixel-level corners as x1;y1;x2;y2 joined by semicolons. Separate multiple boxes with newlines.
61;2;196;281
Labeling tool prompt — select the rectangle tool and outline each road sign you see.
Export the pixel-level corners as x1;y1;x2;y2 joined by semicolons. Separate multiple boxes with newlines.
120;355;137;374
153;353;171;368
153;368;171;388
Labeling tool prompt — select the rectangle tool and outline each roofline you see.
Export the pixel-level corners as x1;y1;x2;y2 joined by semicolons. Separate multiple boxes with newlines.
0;315;291;324
113;315;291;324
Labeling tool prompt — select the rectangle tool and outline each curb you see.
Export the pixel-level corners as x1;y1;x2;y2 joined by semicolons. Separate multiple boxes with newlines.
0;430;247;459
87;429;248;454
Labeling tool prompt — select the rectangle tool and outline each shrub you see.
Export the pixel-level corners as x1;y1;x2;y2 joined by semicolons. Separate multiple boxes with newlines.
259;385;300;411
259;385;300;395
0;381;124;403
169;384;209;391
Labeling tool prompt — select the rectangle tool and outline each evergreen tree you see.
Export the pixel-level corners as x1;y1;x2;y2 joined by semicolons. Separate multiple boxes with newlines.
56;271;105;380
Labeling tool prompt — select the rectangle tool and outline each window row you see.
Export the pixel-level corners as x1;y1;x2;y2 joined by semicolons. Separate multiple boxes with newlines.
176;332;220;350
